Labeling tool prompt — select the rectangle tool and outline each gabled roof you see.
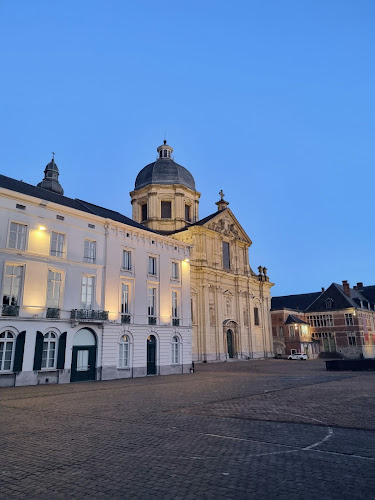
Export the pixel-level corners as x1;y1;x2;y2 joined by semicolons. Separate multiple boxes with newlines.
285;315;309;325
305;283;370;312
0;174;156;233
271;292;321;311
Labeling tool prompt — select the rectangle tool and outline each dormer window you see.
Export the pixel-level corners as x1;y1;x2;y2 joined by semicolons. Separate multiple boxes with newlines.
325;298;333;309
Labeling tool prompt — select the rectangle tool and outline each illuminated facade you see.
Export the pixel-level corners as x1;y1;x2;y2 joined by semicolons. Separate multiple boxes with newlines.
0;159;192;387
130;142;274;361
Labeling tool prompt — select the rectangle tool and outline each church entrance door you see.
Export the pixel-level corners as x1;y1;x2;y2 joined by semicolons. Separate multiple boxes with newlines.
227;329;234;359
147;335;157;375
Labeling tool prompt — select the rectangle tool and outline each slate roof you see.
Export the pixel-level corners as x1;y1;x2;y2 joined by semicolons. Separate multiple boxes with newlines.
134;158;196;191
284;315;309;325
0;174;157;233
271;292;321;311
273;283;375;313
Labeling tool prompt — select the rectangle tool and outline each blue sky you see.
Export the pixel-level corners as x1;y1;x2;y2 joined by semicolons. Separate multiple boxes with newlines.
1;0;374;296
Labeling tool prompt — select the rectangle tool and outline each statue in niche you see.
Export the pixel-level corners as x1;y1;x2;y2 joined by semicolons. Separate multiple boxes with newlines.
225;296;232;317
209;302;215;326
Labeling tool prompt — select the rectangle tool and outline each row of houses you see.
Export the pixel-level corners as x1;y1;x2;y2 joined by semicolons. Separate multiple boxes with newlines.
271;281;375;359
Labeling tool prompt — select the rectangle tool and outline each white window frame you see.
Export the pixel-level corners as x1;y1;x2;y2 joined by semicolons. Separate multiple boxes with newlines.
41;332;57;369
148;287;156;317
121;283;130;315
81;275;95;310
171;261;179;280
118;334;130;368
84;239;96;263
148;256;157;276
172;290;178;319
289;325;295;338
122;249;132;271
0;331;16;371
50;232;65;258
345;313;354;326
46;270;62;309
2;264;24;307
8;222;27;251
171;335;180;365
347;331;356;346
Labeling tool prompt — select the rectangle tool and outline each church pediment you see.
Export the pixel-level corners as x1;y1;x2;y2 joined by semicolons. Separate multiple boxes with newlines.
203;209;252;244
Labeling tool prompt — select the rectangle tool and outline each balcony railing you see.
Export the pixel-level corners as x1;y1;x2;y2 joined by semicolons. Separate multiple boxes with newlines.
172;318;180;326
46;308;60;319
148;316;157;325
121;314;131;324
2;304;20;317
70;309;109;321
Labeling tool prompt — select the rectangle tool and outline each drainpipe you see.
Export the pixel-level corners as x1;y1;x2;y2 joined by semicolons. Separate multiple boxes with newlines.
100;221;110;380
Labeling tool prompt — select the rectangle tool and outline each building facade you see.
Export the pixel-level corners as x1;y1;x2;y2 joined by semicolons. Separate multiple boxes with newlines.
0;159;192;387
130;141;274;361
271;281;375;359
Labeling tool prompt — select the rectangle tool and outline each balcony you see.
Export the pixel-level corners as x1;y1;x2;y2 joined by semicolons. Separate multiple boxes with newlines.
2;304;19;317
70;309;109;322
46;308;60;319
172;318;180;326
121;314;131;324
148;316;157;325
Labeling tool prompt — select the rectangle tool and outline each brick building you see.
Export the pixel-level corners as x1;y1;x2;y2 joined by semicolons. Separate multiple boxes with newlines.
271;281;375;359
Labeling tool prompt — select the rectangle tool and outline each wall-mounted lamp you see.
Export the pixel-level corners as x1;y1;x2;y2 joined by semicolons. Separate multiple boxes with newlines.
184;258;190;262
38;225;46;231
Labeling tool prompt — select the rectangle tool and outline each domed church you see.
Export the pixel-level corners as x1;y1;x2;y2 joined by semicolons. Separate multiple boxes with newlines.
130;141;274;362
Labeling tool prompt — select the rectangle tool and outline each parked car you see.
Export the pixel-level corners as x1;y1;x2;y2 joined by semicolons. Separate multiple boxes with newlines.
288;353;308;360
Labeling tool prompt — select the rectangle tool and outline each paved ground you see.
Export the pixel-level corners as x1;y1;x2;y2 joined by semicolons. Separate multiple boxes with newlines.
1;359;375;499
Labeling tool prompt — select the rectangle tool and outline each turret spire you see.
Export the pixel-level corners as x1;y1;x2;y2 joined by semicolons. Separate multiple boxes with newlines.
36;155;64;195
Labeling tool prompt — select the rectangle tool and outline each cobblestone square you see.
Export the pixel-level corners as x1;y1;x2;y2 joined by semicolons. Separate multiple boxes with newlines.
1;359;375;499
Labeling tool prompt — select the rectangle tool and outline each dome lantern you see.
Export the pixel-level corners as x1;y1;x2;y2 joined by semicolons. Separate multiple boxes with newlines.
156;140;173;159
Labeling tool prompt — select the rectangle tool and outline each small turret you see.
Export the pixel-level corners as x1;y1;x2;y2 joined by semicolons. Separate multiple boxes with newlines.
37;155;64;195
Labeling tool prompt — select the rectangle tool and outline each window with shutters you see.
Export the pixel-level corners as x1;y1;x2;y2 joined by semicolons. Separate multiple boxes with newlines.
50;232;65;257
46;270;62;309
8;222;27;250
119;335;130;368
0;331;15;371
2;265;23;307
141;203;148;221
41;332;57;369
84;240;96;263
222;242;230;270
161;201;172;219
81;276;94;309
254;307;260;326
171;336;180;364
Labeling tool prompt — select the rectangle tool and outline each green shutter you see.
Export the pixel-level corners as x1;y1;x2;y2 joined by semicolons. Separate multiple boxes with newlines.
13;331;26;372
56;332;67;369
33;331;44;371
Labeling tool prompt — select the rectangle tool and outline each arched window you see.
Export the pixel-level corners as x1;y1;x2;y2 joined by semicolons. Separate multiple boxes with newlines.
171;336;180;364
0;331;15;371
42;332;57;369
119;335;130;368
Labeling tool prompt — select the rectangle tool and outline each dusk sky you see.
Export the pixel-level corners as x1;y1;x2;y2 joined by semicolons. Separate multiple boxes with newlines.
1;0;374;296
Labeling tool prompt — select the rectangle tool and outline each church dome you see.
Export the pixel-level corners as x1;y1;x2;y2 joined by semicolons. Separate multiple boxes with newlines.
134;141;196;191
37;157;64;195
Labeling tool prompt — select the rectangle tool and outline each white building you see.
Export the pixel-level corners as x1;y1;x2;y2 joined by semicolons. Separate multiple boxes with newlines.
0;158;192;387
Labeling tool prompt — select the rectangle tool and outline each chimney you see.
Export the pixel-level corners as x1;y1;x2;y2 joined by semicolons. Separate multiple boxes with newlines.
357;282;364;291
342;280;351;297
321;287;325;292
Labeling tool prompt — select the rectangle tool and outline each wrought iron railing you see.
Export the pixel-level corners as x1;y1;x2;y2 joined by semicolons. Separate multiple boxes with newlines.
172;318;180;326
70;309;109;321
46;308;60;319
121;314;131;324
148;316;157;325
2;304;19;317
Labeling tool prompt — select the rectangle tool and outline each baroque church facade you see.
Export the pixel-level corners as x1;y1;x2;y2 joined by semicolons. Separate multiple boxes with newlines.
130;141;274;362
